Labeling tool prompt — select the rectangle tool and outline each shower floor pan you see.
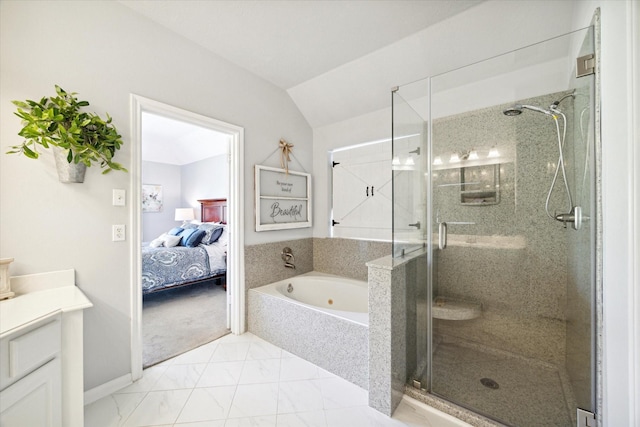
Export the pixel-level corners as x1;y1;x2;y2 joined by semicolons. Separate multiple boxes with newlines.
425;338;577;427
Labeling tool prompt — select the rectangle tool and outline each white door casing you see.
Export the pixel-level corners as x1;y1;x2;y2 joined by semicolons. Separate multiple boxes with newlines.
129;95;245;381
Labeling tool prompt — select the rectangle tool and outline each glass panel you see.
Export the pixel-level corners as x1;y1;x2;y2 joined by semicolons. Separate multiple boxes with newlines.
424;27;595;426
565;25;596;413
392;82;428;258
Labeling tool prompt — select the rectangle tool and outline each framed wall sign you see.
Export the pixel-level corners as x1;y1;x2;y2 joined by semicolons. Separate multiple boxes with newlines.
255;165;311;231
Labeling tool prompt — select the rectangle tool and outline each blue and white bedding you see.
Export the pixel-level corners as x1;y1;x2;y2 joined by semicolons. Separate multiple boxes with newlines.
142;238;227;294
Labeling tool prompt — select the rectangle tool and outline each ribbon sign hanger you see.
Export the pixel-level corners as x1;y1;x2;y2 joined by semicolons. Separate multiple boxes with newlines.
279;138;294;174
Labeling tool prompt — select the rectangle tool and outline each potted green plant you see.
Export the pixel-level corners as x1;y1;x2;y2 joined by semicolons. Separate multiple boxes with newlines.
7;85;127;182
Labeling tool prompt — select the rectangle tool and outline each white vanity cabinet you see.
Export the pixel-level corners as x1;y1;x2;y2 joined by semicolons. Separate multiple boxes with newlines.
0;314;62;427
0;269;92;427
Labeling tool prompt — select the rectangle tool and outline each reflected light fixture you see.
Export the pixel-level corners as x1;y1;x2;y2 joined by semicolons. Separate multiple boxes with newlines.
405;157;415;166
488;146;500;158
468;149;479;160
450;153;461;163
392;156;401;166
175;208;195;222
433;156;443;166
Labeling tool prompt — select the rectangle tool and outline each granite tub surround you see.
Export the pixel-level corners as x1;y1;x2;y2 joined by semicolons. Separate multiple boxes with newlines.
313;237;390;281
244;237;390;290
244;238;313;290
367;251;425;417
247;282;369;388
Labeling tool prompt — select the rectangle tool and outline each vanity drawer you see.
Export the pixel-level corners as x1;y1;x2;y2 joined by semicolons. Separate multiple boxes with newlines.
0;314;61;391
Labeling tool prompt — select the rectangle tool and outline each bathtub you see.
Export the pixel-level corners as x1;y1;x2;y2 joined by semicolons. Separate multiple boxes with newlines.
252;273;368;326
248;272;369;388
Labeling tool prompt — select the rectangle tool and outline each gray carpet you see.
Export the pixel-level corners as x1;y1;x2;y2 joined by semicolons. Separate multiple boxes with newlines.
142;279;229;367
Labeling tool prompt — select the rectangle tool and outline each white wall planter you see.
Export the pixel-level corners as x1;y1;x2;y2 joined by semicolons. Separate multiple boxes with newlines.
53;147;86;183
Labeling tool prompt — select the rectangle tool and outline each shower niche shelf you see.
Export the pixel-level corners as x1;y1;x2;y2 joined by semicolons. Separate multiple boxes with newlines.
432;296;482;320
460;164;500;205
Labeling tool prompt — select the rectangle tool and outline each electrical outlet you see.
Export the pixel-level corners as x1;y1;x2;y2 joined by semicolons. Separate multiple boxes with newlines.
112;225;125;241
112;189;126;206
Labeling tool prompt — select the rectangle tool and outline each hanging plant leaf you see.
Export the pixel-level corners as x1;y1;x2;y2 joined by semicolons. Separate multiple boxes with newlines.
7;85;127;176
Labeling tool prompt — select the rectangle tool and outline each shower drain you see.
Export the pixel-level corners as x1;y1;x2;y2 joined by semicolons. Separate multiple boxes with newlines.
480;378;499;389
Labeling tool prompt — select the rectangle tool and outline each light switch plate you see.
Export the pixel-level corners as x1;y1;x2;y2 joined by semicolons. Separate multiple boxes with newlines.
112;189;126;206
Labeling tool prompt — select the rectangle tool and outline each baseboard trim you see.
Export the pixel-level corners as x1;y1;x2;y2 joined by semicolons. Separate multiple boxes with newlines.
84;373;132;405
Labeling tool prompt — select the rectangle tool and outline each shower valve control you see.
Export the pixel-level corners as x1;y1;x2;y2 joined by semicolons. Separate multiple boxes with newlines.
555;206;584;231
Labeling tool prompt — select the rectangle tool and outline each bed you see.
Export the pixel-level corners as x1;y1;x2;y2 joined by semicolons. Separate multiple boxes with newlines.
142;199;228;295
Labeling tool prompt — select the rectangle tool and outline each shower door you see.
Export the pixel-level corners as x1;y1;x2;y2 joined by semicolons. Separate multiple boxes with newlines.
398;26;597;427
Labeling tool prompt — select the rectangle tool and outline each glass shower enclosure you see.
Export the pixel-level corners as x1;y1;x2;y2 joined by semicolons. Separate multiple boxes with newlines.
393;25;597;427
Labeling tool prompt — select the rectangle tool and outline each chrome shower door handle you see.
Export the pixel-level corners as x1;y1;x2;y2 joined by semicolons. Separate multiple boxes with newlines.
438;222;447;250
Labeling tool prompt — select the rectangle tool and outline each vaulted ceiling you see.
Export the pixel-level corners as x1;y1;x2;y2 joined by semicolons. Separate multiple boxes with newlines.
120;0;485;127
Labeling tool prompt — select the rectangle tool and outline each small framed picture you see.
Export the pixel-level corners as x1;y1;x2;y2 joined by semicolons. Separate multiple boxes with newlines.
142;184;163;212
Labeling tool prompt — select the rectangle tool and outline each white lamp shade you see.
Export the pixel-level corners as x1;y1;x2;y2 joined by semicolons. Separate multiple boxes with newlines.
175;208;194;221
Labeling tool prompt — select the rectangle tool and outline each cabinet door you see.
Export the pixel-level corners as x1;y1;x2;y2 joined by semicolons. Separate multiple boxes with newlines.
332;142;392;239
0;358;61;427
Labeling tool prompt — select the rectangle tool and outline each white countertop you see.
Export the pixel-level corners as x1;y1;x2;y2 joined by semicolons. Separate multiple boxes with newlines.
0;270;92;338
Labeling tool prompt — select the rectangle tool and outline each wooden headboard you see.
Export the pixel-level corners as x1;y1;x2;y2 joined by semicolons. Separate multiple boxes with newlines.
198;199;227;224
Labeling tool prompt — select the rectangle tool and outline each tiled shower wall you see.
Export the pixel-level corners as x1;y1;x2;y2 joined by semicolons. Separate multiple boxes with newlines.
431;90;579;365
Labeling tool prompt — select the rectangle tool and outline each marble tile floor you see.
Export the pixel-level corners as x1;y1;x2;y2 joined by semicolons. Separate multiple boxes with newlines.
85;332;470;427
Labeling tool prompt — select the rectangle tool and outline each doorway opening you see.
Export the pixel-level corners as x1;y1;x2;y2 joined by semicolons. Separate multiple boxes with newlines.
130;95;245;379
140;112;230;367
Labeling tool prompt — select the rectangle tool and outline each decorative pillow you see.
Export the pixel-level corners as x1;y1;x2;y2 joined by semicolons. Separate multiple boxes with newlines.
163;234;182;247
149;235;165;248
197;223;219;229
168;227;183;236
198;223;224;245
150;233;182;248
217;226;228;246
206;227;224;244
177;228;197;246
184;229;206;247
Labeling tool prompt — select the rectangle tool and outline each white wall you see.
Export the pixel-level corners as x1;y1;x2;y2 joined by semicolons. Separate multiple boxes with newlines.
0;0;312;391
181;154;229;218
142;161;182;241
